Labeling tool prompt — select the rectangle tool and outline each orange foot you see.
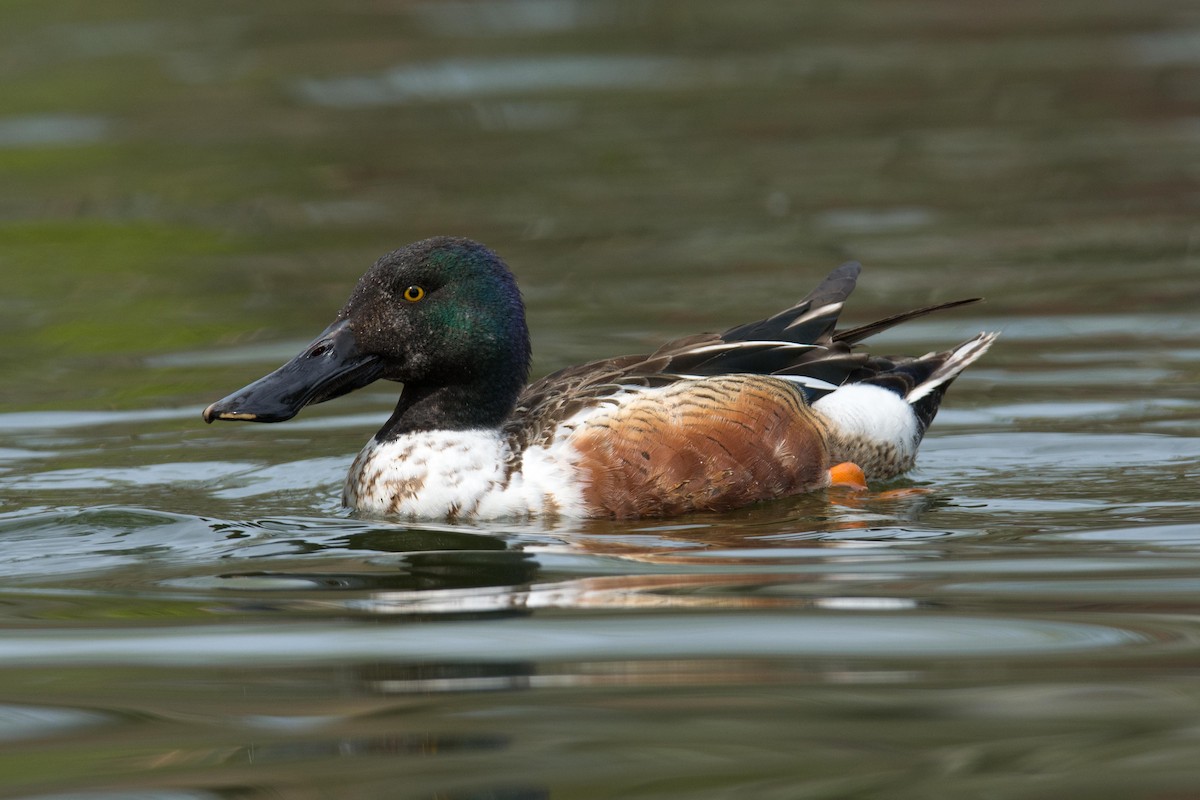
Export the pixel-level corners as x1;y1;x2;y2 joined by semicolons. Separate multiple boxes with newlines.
828;461;868;491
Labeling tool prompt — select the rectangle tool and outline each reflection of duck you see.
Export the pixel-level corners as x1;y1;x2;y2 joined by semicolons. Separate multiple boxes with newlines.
205;237;995;519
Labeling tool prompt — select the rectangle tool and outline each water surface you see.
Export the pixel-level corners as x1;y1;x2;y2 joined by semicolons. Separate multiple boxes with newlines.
2;1;1199;798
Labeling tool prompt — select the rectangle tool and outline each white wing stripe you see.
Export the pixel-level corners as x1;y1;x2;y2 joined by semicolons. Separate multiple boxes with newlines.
681;341;819;356
783;301;843;330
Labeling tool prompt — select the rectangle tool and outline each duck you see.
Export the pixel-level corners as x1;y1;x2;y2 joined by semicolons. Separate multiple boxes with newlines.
203;236;996;519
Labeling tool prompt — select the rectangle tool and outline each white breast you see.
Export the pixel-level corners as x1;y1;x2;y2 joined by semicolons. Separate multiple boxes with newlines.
343;429;587;519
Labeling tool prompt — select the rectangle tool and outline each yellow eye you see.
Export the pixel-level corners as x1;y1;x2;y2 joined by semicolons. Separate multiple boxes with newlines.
403;285;425;302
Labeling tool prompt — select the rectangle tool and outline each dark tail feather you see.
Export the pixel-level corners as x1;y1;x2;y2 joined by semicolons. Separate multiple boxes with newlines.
874;331;998;434
835;297;982;346
721;261;862;344
907;383;953;435
796;261;862;311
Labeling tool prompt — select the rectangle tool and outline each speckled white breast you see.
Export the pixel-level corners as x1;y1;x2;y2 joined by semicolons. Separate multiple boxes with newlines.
342;429;587;519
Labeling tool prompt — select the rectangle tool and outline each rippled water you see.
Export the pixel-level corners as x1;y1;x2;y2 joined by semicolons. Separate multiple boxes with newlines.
3;1;1200;798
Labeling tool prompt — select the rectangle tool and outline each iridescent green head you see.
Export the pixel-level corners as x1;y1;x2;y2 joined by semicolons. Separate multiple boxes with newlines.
203;237;533;437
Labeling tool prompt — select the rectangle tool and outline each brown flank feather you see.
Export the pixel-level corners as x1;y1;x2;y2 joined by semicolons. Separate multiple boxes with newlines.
571;375;831;518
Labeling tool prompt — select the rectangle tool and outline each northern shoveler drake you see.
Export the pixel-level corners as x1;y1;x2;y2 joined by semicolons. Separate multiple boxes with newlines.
204;237;996;519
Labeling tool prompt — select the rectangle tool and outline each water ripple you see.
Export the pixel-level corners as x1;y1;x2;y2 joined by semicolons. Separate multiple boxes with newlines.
0;614;1164;667
0;703;112;743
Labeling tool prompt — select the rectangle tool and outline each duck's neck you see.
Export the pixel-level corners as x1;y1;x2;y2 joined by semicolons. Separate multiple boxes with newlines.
376;378;520;440
376;302;531;441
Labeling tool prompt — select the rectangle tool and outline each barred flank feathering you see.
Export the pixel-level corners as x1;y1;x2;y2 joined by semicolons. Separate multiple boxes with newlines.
570;376;831;518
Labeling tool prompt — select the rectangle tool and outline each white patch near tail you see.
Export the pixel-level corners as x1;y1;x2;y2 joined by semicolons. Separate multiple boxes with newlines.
906;332;999;403
812;331;998;478
812;383;922;464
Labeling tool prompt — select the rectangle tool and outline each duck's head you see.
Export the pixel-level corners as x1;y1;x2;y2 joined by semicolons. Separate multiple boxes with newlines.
203;237;531;435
